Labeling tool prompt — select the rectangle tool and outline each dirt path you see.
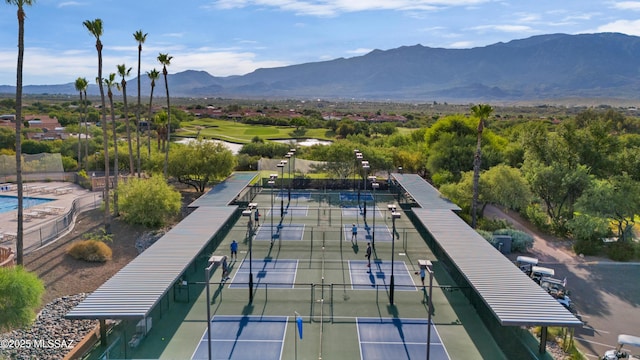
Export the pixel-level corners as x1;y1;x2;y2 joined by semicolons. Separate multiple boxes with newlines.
483;205;579;264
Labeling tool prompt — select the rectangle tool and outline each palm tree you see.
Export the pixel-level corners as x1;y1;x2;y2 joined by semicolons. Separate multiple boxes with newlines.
7;0;34;266
74;77;88;169
470;103;494;229
105;73;119;216
83;18;111;233
77;77;90;171
133;30;147;178
157;53;172;178
117;64;134;175
146;68;159;159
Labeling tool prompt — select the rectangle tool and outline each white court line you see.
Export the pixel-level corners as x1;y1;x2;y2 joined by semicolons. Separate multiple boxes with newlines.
574;336;615;348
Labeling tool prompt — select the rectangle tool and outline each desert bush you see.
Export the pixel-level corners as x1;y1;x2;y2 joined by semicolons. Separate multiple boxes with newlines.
83;228;113;243
606;241;636;262
478;217;513;232
67;240;112;262
524;204;550;233
493;228;534;252
0;266;45;331
117;175;181;228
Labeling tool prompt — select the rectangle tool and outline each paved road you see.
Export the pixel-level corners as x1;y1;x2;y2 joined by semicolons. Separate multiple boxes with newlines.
484;205;640;359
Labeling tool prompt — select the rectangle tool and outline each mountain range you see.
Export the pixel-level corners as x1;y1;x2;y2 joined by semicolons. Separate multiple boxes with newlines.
2;32;640;102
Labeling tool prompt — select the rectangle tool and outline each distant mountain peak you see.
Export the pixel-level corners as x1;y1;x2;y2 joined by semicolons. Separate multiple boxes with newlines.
4;33;640;102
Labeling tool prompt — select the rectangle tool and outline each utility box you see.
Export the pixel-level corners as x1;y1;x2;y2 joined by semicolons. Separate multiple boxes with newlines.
493;235;512;254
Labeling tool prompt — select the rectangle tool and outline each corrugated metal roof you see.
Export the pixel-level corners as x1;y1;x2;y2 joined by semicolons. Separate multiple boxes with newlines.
412;208;582;327
189;172;259;208
391;173;461;211
66;206;236;319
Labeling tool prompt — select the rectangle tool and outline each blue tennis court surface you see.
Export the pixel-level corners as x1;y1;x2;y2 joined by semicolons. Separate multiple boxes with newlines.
358;317;451;360
340;192;374;202
264;206;309;217
254;224;305;241
275;191;311;200
229;259;298;289
191;315;287;360
343;224;392;242
349;260;416;291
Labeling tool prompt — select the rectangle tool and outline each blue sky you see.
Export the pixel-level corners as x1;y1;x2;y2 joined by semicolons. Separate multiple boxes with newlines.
1;0;640;85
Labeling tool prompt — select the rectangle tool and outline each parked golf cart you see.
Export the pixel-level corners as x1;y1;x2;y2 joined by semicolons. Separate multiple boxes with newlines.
530;265;555;284
602;334;640;360
515;256;538;276
539;276;573;312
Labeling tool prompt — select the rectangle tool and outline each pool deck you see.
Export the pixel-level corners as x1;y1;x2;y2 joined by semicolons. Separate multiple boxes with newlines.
0;181;96;255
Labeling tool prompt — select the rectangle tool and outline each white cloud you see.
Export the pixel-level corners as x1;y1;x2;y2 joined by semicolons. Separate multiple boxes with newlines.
612;1;640;11
595;19;640;35
207;0;490;16
346;48;372;55
470;24;535;33
58;1;85;8
449;41;473;48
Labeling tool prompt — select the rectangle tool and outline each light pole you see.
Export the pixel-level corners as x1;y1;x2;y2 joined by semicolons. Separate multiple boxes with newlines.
290;148;296;186
362;161;370;225
242;207;254;302
425;260;434;360
269;175;277;245
355;151;362;201
285;152;292;201
390;211;401;305
353;149;360;192
205;256;216;360
277;161;286;218
370;179;378;248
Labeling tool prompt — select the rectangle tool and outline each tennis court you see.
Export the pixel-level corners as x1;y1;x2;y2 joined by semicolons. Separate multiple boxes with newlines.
349;260;416;291
358;317;450;360
191;315;287;360
254;224;306;241
229;259;298;289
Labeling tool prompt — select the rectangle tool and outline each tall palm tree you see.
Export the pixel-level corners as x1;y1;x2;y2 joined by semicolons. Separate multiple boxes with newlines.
83;18;111;233
117;64;134;175
78;77;90;171
157;53;172;178
470;103;494;229
7;0;34;266
74;77;88;169
146;68;159;159
134;30;147;178
105;73;119;216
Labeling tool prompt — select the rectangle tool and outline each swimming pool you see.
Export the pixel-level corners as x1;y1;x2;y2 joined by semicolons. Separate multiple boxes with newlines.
0;195;54;214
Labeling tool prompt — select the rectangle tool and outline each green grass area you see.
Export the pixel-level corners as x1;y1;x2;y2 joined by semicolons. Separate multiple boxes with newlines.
178;119;333;143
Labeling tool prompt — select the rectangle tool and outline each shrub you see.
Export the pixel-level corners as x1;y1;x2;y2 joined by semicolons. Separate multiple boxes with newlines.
478;217;513;232
524;204;550;233
493;228;534;252
606;241;636;262
573;238;602;256
67;240;112;262
117;175;181;228
0;266;45;331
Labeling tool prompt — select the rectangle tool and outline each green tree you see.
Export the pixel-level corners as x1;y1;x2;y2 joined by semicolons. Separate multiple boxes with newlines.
133;30;147;177
6;0;35;265
117;175;181;228
481;164;532;213
575;174;640;242
470;103;494;228
105;72;119;216
0;266;44;331
167;140;236;192
157;53;173;178
146;68;160;158
84;18;111;233
117;63;134;175
521;123;591;233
